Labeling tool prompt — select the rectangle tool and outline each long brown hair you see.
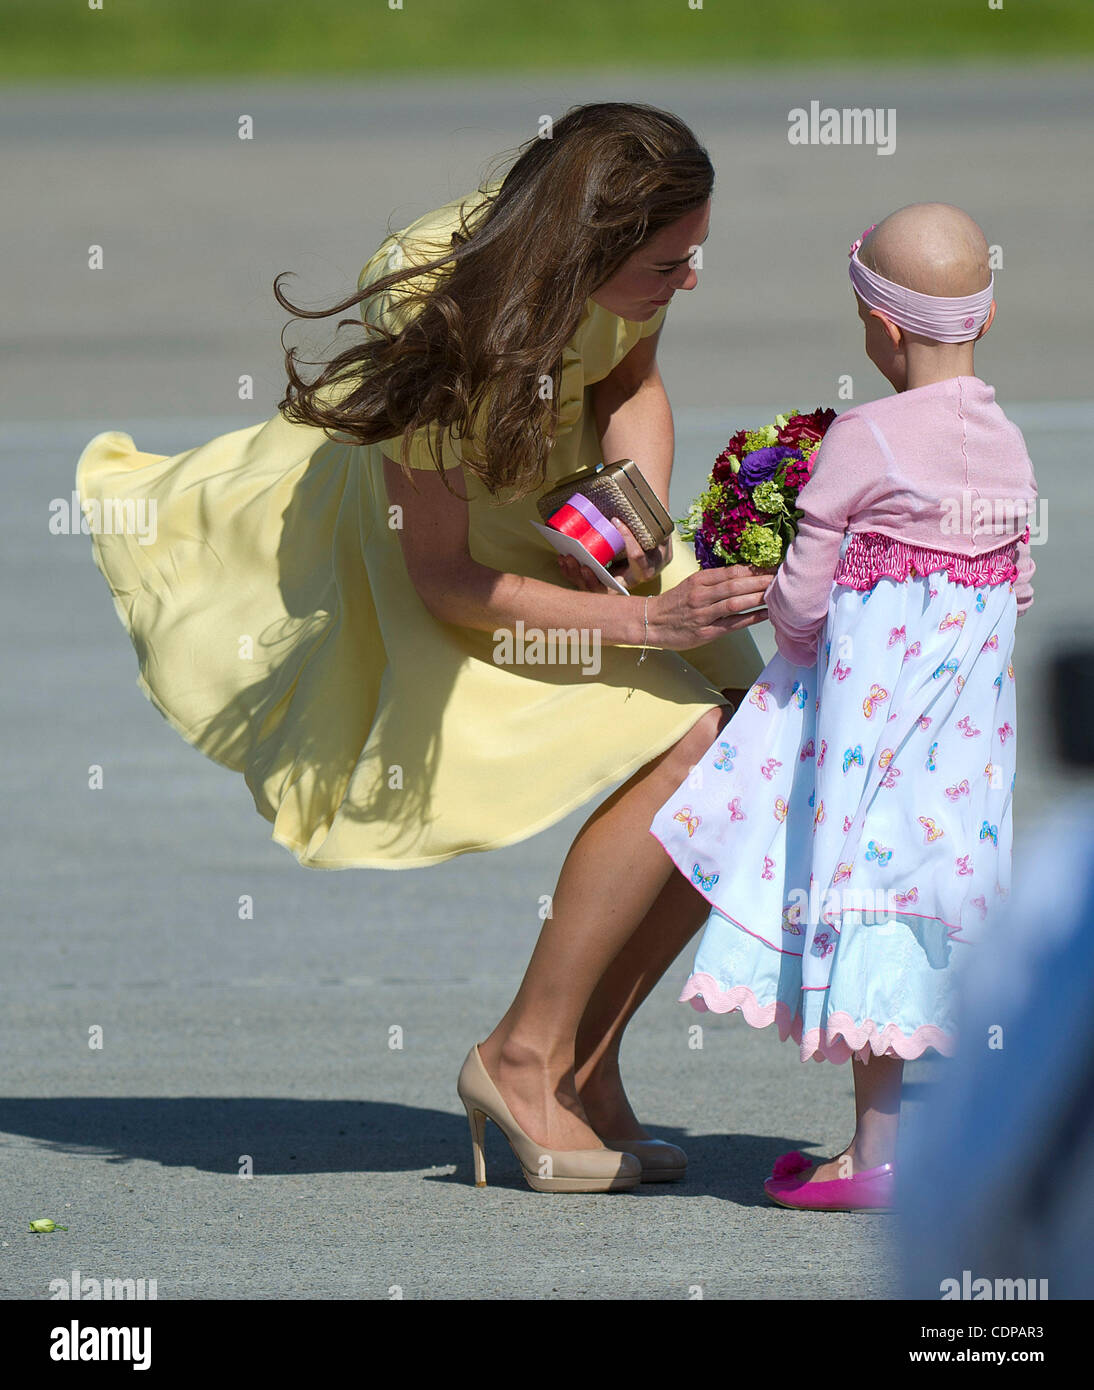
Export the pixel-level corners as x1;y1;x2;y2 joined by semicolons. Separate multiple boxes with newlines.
275;102;714;500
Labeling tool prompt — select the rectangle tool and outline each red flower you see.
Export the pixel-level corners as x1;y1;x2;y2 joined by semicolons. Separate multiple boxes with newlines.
724;428;749;458
776;421;819;447
777;407;836;448
720;471;750;499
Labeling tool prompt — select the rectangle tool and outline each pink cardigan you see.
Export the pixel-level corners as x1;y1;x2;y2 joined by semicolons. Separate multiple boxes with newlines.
764;376;1038;667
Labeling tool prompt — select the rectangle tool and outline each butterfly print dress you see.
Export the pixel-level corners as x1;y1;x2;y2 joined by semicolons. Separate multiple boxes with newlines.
650;530;1020;1062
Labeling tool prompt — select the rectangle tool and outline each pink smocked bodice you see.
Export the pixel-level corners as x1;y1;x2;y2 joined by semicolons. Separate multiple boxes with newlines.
832;528;1026;592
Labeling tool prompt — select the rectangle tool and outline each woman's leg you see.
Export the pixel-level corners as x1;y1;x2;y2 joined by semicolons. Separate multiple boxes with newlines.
572;866;713;1138
476;701;733;1151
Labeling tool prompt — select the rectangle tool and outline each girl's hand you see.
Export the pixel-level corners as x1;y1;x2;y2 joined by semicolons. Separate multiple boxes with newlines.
556;517;671;593
647;563;777;649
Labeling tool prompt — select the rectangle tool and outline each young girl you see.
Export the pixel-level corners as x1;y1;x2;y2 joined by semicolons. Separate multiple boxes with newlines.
650;203;1039;1211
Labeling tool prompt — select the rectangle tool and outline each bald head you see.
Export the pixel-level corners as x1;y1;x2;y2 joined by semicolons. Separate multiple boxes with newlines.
858;203;991;298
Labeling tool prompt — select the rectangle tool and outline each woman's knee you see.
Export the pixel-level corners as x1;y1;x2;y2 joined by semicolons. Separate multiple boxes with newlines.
689;701;733;749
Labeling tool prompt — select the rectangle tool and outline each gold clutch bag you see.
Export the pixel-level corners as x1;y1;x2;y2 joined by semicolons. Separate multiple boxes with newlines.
536;459;674;552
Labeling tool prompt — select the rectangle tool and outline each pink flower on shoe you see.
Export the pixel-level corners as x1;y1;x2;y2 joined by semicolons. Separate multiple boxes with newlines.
771;1150;813;1179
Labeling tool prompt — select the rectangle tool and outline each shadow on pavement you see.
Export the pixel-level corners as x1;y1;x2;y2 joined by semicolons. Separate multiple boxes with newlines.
2;1097;821;1205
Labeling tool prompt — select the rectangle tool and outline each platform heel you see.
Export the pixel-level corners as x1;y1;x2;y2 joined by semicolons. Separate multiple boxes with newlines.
456;1044;641;1193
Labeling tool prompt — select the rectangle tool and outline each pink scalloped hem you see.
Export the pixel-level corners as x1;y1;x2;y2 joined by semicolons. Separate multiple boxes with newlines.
833;529;1021;591
679;973;956;1065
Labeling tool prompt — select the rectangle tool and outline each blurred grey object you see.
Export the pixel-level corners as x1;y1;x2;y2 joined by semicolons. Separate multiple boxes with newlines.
899;646;1094;1300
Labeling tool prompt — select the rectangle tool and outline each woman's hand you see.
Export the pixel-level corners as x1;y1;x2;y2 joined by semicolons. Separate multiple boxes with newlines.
608;517;672;589
556;517;671;592
646;564;777;649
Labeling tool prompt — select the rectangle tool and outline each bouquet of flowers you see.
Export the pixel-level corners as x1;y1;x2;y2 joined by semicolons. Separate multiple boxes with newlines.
678;407;837;569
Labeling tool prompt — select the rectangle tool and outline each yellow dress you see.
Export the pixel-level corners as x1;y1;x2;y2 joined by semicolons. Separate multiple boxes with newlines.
75;183;764;869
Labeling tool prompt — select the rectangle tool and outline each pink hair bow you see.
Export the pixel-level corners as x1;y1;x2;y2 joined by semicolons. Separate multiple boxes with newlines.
848;223;877;258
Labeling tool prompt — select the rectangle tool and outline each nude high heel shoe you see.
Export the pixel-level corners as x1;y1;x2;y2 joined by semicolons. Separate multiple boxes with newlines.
600;1137;687;1182
457;1045;642;1193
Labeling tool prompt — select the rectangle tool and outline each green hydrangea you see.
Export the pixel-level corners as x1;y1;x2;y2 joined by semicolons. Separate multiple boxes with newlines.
752;481;787;515
677;482;729;541
742;424;779;452
702;482;728;514
738;523;783;567
678;498;705;541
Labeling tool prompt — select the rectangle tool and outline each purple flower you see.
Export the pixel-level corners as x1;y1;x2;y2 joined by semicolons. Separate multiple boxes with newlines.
694;529;719;568
739;445;800;488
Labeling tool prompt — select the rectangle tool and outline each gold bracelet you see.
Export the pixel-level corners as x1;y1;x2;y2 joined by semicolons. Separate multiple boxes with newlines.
637;595;650;665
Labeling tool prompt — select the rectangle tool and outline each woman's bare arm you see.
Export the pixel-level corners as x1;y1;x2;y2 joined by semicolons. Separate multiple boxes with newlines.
569;325;673;591
383;455;773;650
592;325;672;510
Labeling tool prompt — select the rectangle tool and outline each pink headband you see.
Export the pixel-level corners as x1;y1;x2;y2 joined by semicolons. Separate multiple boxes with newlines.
848;224;994;342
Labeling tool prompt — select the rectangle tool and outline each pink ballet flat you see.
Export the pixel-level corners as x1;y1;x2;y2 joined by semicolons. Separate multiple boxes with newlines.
764;1161;895;1212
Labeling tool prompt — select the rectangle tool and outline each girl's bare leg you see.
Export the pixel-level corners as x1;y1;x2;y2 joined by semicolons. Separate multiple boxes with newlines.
801;1054;904;1181
476;702;733;1151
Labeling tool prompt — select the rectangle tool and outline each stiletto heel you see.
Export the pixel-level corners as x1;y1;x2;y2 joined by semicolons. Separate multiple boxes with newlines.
456;1044;641;1193
463;1103;488;1187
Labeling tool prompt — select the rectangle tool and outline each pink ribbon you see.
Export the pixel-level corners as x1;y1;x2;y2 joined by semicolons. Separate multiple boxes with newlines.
546;493;625;567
